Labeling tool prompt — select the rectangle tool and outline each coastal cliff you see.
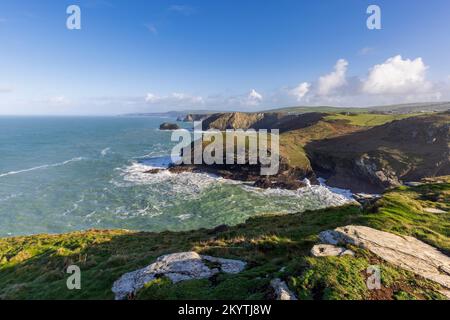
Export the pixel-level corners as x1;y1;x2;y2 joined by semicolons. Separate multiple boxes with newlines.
171;111;449;193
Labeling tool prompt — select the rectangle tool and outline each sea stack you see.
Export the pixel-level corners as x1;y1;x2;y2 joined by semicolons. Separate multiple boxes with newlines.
160;122;181;130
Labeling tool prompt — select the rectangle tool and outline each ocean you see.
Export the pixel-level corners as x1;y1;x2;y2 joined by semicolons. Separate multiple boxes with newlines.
0;116;353;237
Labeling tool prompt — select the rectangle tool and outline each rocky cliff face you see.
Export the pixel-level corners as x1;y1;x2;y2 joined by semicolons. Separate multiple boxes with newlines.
173;111;449;192
200;111;325;133
305;113;450;193
182;114;209;122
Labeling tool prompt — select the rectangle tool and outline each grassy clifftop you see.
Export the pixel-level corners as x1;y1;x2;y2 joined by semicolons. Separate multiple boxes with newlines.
1;177;448;300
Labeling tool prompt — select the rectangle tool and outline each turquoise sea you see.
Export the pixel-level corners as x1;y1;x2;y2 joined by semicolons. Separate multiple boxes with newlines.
0;116;352;237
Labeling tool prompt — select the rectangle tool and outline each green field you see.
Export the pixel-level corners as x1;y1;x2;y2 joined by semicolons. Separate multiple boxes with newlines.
325;113;422;127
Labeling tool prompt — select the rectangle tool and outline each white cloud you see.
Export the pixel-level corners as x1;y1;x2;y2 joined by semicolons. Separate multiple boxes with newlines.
246;89;263;106
0;87;13;93
145;23;158;35
362;55;431;95
145;92;204;107
317;59;348;96
289;82;310;101
168;5;195;15
48;96;70;106
358;47;374;56
279;55;446;108
145;93;160;103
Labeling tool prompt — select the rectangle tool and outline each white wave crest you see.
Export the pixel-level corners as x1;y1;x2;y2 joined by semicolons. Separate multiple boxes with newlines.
242;179;355;210
101;147;111;156
115;162;231;197
0;157;85;178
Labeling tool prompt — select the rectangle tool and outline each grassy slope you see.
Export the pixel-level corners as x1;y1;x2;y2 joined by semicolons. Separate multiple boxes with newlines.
325;113;422;127
265;102;450;114
0;179;448;300
279;113;424;171
264;106;371;114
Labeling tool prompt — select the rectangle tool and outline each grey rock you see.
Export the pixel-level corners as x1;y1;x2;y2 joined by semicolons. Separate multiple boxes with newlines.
201;255;246;274
270;278;297;300
311;244;354;257
112;251;246;300
404;182;425;187
353;193;382;207
318;230;342;245
159;122;181;130
320;225;450;292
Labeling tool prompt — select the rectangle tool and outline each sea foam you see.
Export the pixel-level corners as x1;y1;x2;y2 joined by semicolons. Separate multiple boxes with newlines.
0;157;85;178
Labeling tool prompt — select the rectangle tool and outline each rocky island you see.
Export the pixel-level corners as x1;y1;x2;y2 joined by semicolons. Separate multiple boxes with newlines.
159;122;181;130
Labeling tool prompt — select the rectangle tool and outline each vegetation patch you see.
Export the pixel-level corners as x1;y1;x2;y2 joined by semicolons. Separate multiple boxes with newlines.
0;180;449;300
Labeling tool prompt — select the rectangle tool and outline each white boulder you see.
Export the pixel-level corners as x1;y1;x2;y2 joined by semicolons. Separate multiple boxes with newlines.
112;251;246;300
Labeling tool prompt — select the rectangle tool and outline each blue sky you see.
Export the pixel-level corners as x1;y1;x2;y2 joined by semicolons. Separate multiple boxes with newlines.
0;0;449;115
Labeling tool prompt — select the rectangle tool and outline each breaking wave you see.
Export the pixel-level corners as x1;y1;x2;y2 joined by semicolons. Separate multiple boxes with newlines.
0;157;85;178
115;156;354;212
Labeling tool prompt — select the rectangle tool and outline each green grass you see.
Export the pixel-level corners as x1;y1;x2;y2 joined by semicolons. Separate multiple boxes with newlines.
325;113;421;127
362;180;450;253
0;180;449;300
264;106;371;114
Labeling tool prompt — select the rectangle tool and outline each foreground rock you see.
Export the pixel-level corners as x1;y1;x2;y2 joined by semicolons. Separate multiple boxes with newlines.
270;278;297;300
319;225;450;291
159;122;180;130
311;244;354;257
112;252;246;300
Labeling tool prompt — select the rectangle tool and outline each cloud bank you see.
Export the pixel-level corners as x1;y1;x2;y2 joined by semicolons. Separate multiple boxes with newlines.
2;55;448;115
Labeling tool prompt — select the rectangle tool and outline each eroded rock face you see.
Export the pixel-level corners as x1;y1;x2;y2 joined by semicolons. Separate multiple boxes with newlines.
319;226;450;290
310;244;354;257
270;278;297;300
305;113;450;193
112;252;246;300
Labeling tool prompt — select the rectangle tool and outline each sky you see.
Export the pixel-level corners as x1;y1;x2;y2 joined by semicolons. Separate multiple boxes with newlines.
0;0;450;115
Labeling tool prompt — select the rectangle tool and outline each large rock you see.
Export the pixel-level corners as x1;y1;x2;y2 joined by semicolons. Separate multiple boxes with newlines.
270;278;297;300
159;122;180;130
319;226;450;290
112;252;246;300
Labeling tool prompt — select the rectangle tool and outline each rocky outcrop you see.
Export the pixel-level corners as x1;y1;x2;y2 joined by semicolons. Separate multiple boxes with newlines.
319;226;450;292
352;193;382;208
159;122;181;130
310;244;354;257
201;112;325;133
112;252;246;300
270;278;297;300
183;114;209;122
306;113;450;193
